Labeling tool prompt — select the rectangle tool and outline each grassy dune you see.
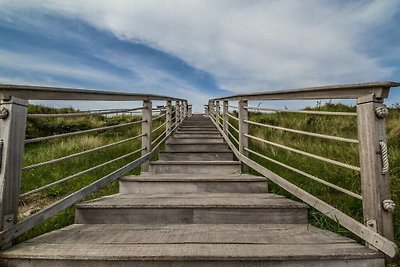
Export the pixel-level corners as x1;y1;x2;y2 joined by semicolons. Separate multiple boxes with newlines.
18;106;165;242
228;104;400;258
17;104;400;263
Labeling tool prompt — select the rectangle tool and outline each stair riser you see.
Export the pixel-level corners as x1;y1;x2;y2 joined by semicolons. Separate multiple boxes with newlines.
167;138;224;144
173;134;221;138
177;128;219;132
180;126;215;129
4;258;385;267
149;164;241;174
75;208;307;224
181;123;214;126
166;144;228;152
175;131;221;135
159;152;233;161
119;181;268;194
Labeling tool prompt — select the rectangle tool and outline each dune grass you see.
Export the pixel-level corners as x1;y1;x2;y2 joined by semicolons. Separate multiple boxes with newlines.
17;106;165;243
227;103;400;263
16;103;400;264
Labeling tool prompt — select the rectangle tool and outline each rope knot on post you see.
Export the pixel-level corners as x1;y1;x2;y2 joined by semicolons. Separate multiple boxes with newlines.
382;199;395;212
0;107;9;120
375;106;388;119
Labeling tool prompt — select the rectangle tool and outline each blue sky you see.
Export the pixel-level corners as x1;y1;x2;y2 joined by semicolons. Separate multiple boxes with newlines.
0;0;399;111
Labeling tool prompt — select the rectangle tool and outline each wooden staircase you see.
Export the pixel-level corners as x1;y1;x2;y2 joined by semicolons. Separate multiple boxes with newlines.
0;114;384;266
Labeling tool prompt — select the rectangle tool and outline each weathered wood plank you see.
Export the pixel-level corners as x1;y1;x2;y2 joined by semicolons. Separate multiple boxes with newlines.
141;99;152;172
357;94;394;244
209;115;398;257
0;97;28;249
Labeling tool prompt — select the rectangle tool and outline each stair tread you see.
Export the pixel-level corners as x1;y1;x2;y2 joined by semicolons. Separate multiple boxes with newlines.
160;150;232;153
121;173;267;182
1;224;381;261
150;160;240;165
76;193;308;209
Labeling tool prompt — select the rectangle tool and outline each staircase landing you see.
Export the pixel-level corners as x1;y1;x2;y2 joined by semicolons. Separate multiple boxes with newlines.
0;114;384;266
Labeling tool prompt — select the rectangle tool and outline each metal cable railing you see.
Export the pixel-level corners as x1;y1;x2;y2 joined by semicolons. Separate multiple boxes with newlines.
25;120;145;144
0;84;190;246
23;133;145;171
27;107;143;118
245;106;357;116
227;120;239;133
245;133;361;171
245;147;362;199
206;81;400;257
227;112;239;121
245;119;359;143
21;147;146;197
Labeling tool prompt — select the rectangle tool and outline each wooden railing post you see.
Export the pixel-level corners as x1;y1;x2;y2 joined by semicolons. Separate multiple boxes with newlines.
357;94;394;246
183;101;187;119
141;99;152;172
215;101;220;128
238;99;249;172
188;105;192;117
0;97;28;248
223;101;228;134
208;101;214;119
165;100;172;136
175;101;180;126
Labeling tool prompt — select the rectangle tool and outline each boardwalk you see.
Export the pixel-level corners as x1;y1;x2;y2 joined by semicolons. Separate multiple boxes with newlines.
1;115;384;266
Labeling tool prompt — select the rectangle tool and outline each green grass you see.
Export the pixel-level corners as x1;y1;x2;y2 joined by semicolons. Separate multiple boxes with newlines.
17;105;165;243
227;103;400;263
16;103;400;264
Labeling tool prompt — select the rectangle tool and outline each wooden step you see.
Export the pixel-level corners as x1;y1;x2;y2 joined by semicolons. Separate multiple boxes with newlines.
177;127;219;132
166;143;228;152
180;126;216;130
74;193;308;224
175;130;221;135
159;151;233;161
119;174;267;194
166;137;224;144
173;133;222;138
0;224;383;266
149;161;241;174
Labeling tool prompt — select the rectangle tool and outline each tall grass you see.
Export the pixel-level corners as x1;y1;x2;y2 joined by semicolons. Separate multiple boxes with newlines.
227;103;400;260
17;105;165;243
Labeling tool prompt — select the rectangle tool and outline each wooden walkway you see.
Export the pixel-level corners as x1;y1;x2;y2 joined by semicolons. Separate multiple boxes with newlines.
0;114;384;266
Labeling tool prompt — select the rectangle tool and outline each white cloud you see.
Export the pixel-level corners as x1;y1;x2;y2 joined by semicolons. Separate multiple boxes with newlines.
0;0;398;96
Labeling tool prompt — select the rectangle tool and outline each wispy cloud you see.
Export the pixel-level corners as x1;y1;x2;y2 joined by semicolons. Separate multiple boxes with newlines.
0;0;399;109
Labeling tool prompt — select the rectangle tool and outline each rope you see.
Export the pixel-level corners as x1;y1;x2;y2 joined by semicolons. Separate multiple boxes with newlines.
245;133;361;172
245;106;357;116
23;133;145;171
227;121;239;133
27;107;143;118
152;113;167;121
151;121;167;133
245;120;358;144
20;147;145;197
380;141;389;174
227;129;239;145
25;120;145;144
245;148;362;199
226;112;239;121
151;130;167;146
375;107;388;119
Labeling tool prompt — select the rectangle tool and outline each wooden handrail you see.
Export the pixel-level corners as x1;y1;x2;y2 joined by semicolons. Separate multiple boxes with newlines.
0;86;188;248
0;84;187;101
211;81;399;101
207;81;400;258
